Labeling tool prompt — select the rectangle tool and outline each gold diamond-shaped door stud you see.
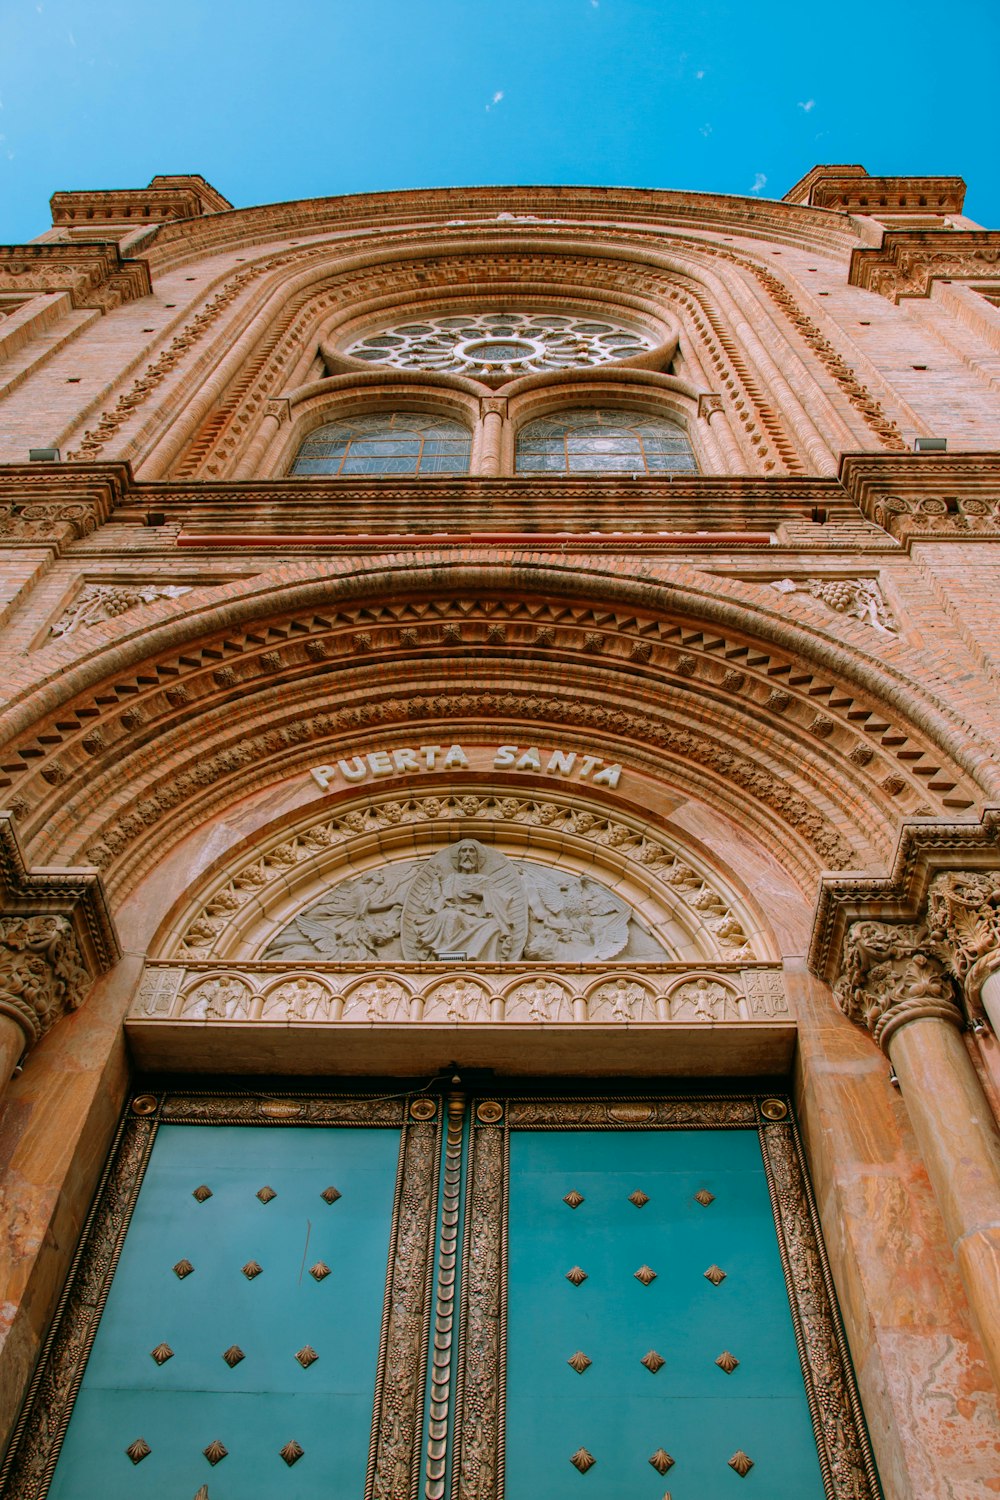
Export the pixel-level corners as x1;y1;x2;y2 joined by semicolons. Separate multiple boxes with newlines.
192;1185;213;1203
628;1190;649;1207
729;1451;754;1477
125;1438;151;1465
309;1261;331;1281
320;1186;341;1204
694;1189;715;1206
648;1449;675;1475
716;1350;739;1373
704;1264;726;1285
634;1264;657;1285
241;1259;263;1279
563;1189;585;1209
295;1345;319;1368
569;1448;596;1473
172;1258;194;1279
149;1343;173;1366
565;1266;588;1286
256;1185;277;1203
280;1441;304;1466
221;1346;245;1367
567;1351;592;1374
203;1440;228;1466
641;1350;665;1374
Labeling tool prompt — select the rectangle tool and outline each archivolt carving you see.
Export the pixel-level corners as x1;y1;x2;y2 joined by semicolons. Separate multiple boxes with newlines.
167;792;761;963
3;569;984;895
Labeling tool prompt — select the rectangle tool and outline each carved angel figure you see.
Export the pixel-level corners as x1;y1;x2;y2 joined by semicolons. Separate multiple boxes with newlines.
263;869;406;962
670;977;741;1021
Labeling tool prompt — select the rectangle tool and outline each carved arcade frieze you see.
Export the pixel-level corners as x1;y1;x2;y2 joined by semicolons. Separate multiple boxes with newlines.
130;960;789;1028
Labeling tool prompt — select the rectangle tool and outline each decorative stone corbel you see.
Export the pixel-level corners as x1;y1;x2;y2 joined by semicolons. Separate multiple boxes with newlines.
0;813;120;1094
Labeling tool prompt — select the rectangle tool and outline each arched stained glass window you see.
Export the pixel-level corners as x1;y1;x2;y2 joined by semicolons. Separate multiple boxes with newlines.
290;413;471;476
516;409;697;474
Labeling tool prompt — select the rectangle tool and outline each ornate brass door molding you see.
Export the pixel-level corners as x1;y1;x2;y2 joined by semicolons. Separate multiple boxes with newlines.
0;1089;881;1500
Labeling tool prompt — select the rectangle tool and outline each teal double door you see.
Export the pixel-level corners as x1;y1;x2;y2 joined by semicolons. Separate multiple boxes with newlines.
1;1089;880;1500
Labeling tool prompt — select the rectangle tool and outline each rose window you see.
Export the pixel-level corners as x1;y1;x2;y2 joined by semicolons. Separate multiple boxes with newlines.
344;312;655;378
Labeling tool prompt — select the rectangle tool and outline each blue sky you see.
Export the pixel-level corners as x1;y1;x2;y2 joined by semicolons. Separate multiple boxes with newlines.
1;0;998;241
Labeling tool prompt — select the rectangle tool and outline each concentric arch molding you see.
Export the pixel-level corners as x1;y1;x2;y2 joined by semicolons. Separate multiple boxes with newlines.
155;785;777;967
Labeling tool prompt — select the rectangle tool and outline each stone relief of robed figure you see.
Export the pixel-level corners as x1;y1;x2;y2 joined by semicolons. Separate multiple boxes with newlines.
262;838;668;963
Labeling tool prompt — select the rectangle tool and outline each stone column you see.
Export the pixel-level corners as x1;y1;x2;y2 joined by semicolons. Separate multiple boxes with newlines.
233;398;291;480
836;918;1000;1388
0;914;93;1103
476;398;507;477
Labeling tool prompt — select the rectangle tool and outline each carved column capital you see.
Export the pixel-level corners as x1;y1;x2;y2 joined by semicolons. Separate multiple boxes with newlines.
0;914;91;1046
479;397;508;419
0;812;120;1063
925;868;1000;998
835;918;962;1053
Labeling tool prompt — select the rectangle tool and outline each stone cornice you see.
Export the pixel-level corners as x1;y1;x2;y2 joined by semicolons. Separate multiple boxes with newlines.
0;244;151;311
132;184;864;272
800;175;966;216
50;177;232;226
849;231;1000;301
839;452;1000;546
809;808;1000;983
0;813;120;973
0;464;128;551
0;464;899;545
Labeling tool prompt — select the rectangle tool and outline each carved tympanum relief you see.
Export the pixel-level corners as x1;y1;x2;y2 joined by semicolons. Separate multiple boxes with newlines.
262;840;670;964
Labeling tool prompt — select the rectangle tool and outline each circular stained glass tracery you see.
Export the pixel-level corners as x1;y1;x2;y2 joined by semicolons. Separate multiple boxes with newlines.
344;311;656;377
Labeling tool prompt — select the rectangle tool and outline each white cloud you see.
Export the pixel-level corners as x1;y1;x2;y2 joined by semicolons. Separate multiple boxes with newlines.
797;98;815;112
696;69;705;79
485;89;504;112
751;172;768;194
699;123;712;137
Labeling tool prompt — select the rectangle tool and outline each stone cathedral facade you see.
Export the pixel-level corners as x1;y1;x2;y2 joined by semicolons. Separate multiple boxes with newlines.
0;166;998;1498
